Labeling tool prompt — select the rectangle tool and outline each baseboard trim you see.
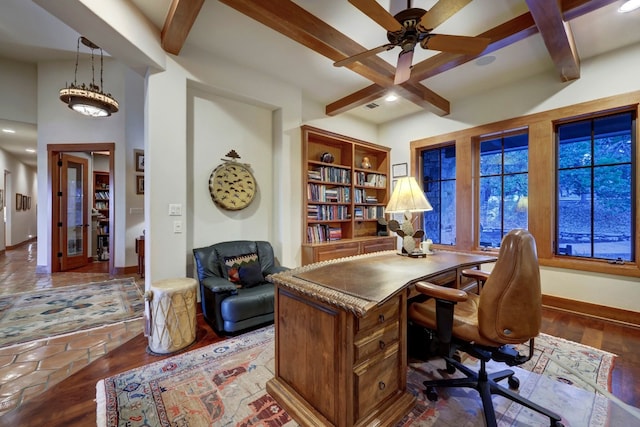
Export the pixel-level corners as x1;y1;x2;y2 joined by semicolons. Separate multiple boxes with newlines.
6;236;37;250
542;294;640;327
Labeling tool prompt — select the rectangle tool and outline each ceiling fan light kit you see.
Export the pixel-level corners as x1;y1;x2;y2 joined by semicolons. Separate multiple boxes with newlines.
337;0;490;84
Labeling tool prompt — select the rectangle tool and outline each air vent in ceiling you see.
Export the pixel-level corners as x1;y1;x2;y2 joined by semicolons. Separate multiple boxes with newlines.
365;102;379;109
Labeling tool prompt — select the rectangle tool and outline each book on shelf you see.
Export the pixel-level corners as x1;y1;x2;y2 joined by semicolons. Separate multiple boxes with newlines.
309;166;351;184
306;224;342;243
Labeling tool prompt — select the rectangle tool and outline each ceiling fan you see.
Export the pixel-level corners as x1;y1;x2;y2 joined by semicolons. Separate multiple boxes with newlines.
335;0;491;84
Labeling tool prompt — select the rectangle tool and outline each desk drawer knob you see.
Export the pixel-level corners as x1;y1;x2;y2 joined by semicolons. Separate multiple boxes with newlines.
378;314;385;323
378;381;386;390
379;340;386;350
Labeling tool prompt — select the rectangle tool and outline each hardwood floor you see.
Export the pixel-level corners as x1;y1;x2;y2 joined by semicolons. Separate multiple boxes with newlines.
1;307;639;426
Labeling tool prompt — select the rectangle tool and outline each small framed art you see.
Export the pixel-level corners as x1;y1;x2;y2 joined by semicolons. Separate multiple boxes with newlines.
16;193;22;211
136;176;144;195
392;163;408;177
135;149;145;172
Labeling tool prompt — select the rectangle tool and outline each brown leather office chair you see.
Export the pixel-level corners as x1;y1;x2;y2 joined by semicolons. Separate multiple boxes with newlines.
408;229;564;427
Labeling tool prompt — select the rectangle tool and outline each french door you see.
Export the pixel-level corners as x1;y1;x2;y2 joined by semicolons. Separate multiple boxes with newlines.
57;153;89;270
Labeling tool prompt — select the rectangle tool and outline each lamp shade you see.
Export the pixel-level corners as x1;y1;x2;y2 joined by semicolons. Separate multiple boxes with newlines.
385;176;433;213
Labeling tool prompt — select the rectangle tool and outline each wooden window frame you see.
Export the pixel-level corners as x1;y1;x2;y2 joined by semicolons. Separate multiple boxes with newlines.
410;91;640;278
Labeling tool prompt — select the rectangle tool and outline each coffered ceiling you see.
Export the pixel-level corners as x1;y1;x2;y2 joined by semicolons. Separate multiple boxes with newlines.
1;0;639;167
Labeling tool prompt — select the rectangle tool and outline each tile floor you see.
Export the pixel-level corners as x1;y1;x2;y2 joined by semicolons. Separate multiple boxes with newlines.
0;242;144;417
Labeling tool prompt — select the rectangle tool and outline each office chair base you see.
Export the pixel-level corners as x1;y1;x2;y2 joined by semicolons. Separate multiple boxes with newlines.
423;356;564;427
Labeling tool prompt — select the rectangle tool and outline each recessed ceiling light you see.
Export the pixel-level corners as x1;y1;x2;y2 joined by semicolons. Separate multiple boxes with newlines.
619;0;640;12
385;93;398;102
2;128;16;133
476;56;496;66
25;148;36;153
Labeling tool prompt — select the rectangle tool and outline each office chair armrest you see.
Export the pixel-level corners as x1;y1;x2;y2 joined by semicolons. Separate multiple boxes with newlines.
461;269;490;283
414;281;468;302
461;269;491;293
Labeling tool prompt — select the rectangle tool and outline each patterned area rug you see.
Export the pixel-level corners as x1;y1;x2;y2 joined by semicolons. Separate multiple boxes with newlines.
96;326;622;427
0;278;143;347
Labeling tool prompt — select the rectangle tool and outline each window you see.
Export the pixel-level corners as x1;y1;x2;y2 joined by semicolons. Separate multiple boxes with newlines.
421;145;456;245
556;111;635;261
478;131;528;248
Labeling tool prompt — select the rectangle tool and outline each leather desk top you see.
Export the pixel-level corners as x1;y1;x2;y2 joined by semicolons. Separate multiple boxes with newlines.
269;250;496;316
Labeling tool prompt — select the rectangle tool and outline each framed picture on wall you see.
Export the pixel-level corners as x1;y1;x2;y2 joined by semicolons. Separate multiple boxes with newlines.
392;163;408;178
136;175;144;195
134;149;145;172
27;196;31;210
22;195;27;210
0;189;3;210
16;193;22;211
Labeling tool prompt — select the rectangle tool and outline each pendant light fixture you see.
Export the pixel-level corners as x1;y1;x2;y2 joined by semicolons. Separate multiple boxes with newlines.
59;36;119;117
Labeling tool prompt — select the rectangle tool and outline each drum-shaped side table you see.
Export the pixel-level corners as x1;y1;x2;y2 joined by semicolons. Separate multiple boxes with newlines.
146;278;197;354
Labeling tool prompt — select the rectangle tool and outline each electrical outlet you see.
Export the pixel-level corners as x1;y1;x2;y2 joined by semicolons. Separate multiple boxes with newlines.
173;220;183;233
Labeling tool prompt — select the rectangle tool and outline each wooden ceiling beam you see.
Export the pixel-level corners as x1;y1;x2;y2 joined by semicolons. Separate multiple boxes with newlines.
161;0;205;55
189;0;617;115
409;13;538;81
220;0;449;114
409;0;612;85
326;85;387;116
326;81;450;117
526;0;579;81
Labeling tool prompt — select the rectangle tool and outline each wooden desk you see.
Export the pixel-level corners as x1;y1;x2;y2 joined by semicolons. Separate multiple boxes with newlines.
267;250;496;427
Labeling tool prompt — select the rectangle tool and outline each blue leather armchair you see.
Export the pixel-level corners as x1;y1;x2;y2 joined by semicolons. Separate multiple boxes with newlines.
193;240;289;334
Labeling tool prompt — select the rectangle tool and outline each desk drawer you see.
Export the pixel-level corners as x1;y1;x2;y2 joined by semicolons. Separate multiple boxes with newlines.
315;242;360;262
356;298;399;333
354;323;399;363
354;346;401;419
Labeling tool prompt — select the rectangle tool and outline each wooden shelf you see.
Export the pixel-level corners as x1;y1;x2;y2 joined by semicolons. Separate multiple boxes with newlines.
302;126;394;265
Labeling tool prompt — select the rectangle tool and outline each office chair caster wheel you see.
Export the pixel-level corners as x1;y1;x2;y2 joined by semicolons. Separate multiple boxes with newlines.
551;421;564;427
508;375;520;389
425;386;439;402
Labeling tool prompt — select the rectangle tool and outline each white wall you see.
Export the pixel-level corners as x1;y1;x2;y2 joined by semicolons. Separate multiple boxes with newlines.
36;58;145;271
0;57;38;250
190;91;273;250
0;149;37;247
379;43;640;313
0;58;37;123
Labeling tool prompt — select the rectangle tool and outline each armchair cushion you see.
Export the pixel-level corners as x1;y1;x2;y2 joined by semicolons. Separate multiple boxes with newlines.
223;252;263;288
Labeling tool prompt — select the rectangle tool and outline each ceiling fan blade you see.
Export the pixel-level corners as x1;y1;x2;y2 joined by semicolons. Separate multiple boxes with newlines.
419;0;472;31
421;34;490;55
334;43;396;67
349;0;403;33
394;49;414;85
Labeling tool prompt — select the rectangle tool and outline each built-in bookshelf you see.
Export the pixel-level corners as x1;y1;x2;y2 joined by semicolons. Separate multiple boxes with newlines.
93;171;110;261
302;126;395;264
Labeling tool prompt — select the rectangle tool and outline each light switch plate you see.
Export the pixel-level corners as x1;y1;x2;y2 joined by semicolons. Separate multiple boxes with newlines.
169;204;182;216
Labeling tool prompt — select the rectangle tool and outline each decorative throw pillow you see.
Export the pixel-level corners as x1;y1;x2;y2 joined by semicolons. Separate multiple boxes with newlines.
223;253;263;288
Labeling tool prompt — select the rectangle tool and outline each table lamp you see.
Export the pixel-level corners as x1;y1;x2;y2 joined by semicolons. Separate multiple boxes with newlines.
385;176;433;257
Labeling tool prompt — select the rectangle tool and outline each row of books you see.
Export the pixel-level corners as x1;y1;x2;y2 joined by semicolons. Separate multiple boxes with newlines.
95;191;109;200
95;201;108;210
307;224;342;243
307;204;349;221
354;188;379;204
354;172;387;188
307;183;350;202
354;206;385;220
308;166;351;184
